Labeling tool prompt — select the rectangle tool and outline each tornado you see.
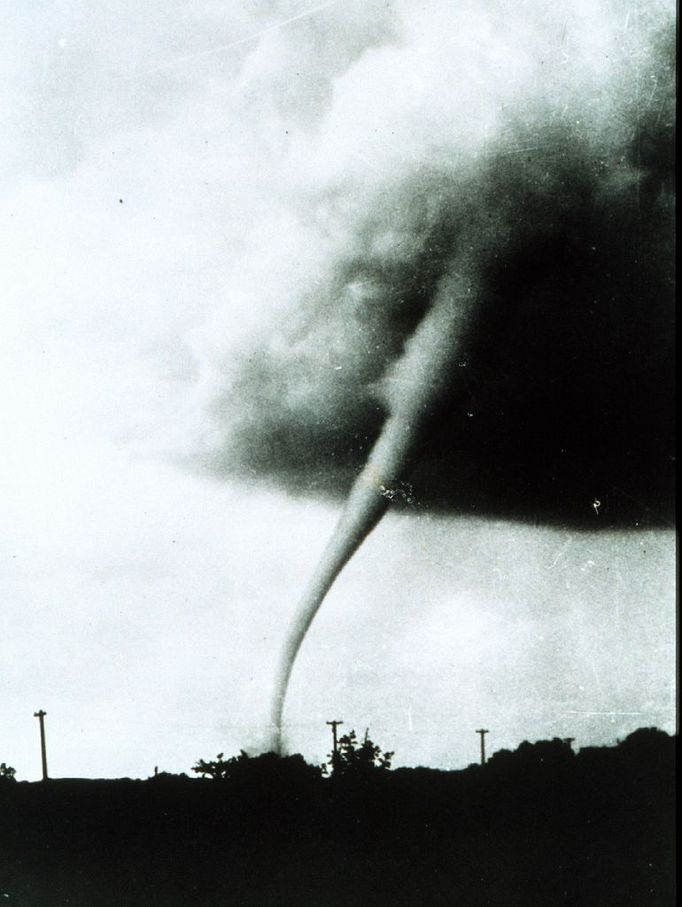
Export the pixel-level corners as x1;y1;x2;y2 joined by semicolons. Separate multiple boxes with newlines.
271;270;477;751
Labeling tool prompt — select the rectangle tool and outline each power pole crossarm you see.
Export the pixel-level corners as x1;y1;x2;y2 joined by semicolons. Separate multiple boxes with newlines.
34;710;49;781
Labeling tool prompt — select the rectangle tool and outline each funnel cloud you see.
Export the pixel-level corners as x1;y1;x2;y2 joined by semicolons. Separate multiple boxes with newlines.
218;3;675;748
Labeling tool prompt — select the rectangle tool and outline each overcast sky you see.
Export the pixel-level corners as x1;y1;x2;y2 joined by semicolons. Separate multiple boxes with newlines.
1;1;674;781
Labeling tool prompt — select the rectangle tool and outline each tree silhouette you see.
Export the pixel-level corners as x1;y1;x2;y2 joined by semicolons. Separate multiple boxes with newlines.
0;762;16;782
486;737;575;772
192;750;322;785
191;751;249;780
619;727;671;751
325;729;394;777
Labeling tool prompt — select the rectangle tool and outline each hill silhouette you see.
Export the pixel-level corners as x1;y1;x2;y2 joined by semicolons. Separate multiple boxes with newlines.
0;729;674;906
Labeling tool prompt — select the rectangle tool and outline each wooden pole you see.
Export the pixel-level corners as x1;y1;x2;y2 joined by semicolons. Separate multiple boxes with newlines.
476;728;489;766
34;710;49;781
326;719;343;771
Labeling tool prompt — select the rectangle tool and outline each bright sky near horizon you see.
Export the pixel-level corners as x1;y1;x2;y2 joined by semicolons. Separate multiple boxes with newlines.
1;0;674;781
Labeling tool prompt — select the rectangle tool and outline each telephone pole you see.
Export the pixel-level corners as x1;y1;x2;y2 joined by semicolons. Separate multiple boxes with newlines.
326;719;343;770
476;728;489;766
34;710;49;781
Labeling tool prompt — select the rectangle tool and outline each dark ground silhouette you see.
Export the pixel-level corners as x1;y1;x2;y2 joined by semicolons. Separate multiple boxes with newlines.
0;729;674;906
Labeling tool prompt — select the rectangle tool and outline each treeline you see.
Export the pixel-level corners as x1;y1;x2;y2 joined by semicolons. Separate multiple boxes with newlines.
0;728;674;906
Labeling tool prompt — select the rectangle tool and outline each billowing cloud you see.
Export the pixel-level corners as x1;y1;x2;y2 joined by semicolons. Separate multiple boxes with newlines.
198;0;674;528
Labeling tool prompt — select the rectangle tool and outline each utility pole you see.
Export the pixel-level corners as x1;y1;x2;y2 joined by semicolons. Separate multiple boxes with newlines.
326;719;343;770
34;710;49;781
476;728;489;766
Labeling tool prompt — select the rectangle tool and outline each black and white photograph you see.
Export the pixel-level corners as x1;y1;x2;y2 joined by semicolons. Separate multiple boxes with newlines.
0;1;675;904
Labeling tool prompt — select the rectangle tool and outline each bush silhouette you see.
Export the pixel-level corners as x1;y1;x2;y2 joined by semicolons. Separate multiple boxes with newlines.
192;751;247;781
618;726;671;752
487;737;574;771
148;770;189;782
326;729;394;777
192;750;321;785
0;762;16;782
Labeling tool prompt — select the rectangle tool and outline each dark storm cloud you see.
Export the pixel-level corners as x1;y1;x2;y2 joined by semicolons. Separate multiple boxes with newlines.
208;4;674;529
